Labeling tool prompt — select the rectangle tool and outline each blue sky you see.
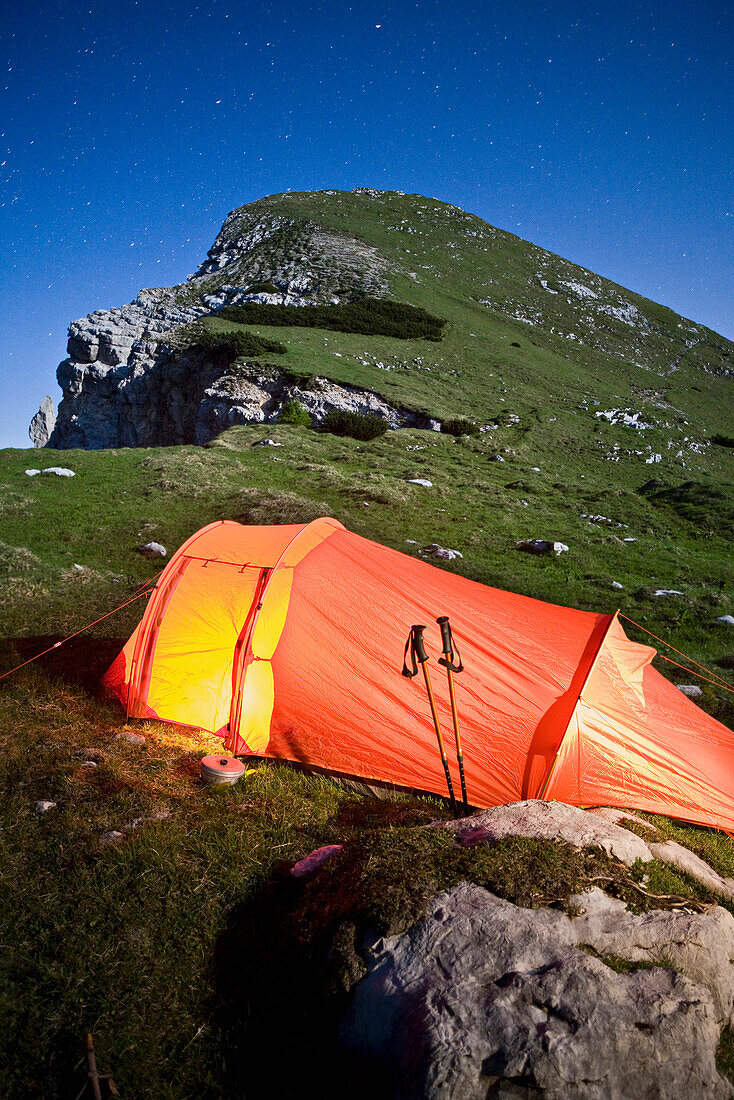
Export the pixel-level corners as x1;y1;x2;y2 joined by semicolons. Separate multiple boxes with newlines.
1;0;731;447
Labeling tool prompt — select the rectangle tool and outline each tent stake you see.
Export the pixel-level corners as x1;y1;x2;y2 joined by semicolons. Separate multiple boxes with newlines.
403;625;458;816
437;616;469;814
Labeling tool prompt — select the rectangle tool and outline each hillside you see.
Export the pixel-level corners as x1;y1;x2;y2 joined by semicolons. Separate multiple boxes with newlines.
2;189;734;1097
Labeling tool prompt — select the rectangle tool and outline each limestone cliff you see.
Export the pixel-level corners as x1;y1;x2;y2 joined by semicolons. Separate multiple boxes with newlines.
41;198;395;449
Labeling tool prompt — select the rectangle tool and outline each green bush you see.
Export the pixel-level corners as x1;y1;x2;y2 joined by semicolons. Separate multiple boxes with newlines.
279;400;312;427
216;297;446;341
190;329;286;360
441;418;480;437
320;410;388;441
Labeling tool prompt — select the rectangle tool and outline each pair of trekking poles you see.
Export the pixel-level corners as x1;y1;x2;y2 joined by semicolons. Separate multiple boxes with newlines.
403;616;469;818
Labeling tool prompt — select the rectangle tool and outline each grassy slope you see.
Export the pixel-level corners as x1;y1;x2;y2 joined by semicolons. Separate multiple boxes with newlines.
1;188;733;1095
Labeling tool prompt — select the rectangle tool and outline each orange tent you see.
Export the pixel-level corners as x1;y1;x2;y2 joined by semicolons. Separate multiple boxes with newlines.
104;518;734;830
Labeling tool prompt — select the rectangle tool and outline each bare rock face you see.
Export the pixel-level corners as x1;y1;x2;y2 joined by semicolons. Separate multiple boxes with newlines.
28;395;56;447
340;882;734;1099
40;201;399;450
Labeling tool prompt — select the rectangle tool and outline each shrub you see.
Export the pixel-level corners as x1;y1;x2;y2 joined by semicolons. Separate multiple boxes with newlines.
279;400;312;427
320;410;388;441
441;418;480;437
189;329;286;360
217;298;446;341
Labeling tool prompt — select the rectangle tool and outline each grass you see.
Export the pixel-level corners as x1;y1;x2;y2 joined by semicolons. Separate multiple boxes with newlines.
4;656;733;1097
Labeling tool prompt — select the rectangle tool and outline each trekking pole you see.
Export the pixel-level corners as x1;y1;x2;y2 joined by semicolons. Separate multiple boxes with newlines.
402;624;458;815
437;616;469;814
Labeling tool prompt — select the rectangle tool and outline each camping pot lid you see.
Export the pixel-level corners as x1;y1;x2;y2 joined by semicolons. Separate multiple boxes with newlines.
201;754;246;779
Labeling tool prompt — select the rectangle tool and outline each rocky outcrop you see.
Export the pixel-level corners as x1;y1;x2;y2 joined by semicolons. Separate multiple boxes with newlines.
28;395;56;447
42;203;397;449
340;882;734;1099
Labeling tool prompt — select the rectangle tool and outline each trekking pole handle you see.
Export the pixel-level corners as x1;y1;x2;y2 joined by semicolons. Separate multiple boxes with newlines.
411;624;429;664
436;616;464;673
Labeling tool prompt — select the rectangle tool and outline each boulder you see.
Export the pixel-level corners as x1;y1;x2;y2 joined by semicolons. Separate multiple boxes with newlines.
715;616;734;626
28;395;56;447
649;839;734;902
40;467;75;477
442;800;653;865
341;883;733;1099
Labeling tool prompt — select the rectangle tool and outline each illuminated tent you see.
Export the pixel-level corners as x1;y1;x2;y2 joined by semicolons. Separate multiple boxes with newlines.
104;518;734;830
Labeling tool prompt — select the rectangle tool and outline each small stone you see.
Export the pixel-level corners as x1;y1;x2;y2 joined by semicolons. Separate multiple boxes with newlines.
73;564;84;572
407;478;433;487
35;800;56;813
420;544;463;561
25;469;41;477
100;830;124;846
137;542;167;558
516;539;567;556
81;760;98;769
115;731;146;746
252;439;283;447
41;467;75;477
676;684;704;699
611;581;624;589
291;844;343;879
715;615;734;626
653;589;683;597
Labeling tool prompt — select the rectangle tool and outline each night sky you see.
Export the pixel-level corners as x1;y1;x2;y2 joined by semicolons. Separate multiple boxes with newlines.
1;0;731;447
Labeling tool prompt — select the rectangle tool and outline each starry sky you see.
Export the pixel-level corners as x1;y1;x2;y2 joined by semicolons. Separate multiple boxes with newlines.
1;0;731;448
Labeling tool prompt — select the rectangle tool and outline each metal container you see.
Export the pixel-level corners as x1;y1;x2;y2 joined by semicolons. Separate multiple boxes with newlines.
200;754;246;787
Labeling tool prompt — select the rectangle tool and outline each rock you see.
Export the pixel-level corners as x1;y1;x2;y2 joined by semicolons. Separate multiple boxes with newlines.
115;731;146;746
136;542;167;559
715;616;734;626
291;844;343;880
654;589;684;596
419;544;463;561
516;539;568;556
585;805;658;833
649;839;734;901
676;683;704;699
35;800;56;813
252;438;283;447
40;467;75;477
442;800;653;865
28;395;56;447
25;469;41;477
407;478;433;487
341;882;733;1099
611;580;624;589
100;830;124;846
